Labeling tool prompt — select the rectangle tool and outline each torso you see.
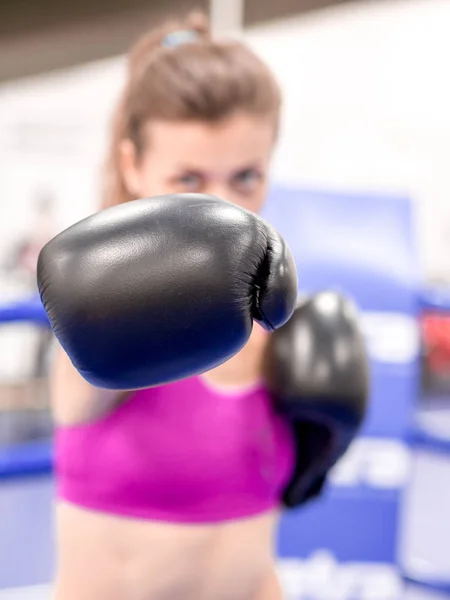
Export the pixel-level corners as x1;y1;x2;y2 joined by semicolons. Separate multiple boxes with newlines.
54;502;279;600
52;326;292;600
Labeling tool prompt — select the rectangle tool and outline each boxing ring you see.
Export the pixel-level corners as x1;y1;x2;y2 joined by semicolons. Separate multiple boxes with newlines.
1;186;450;599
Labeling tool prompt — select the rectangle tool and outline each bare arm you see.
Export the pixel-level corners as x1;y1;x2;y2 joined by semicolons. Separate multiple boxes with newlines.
50;343;129;426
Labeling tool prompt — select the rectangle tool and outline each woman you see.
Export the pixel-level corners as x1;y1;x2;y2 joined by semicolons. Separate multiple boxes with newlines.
52;12;293;600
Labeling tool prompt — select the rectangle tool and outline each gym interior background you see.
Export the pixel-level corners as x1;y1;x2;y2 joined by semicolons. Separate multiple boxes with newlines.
1;0;450;598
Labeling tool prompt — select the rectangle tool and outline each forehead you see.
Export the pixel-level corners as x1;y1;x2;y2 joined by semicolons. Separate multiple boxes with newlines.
144;113;275;171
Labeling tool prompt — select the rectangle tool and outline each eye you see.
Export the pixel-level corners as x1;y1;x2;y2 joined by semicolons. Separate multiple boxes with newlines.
231;169;263;194
174;173;204;192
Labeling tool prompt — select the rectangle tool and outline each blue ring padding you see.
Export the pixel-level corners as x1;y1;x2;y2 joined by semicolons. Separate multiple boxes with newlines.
403;575;450;595
408;426;450;454
0;294;49;326
420;286;450;312
0;295;52;479
0;438;53;479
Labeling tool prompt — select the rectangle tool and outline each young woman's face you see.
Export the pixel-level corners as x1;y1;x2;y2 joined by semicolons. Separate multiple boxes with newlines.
119;112;276;214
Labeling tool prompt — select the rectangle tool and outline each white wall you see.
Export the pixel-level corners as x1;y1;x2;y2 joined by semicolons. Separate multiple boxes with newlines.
0;58;125;240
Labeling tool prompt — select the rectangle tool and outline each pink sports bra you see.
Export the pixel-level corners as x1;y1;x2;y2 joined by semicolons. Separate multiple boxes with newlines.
55;376;295;523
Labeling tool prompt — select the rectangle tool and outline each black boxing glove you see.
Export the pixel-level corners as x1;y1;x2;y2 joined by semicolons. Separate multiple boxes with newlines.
264;291;369;508
37;194;298;390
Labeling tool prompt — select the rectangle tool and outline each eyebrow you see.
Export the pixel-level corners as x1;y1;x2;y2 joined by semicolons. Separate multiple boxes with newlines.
172;163;262;176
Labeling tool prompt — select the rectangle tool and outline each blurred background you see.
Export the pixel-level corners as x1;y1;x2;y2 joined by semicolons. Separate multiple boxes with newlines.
1;0;450;598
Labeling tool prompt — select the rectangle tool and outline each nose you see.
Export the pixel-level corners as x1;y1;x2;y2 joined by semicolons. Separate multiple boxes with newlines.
205;183;235;205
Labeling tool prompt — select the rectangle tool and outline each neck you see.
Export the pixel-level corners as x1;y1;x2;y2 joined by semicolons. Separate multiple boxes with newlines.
202;325;268;389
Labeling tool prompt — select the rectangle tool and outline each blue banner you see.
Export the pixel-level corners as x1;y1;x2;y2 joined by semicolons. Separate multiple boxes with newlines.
263;187;423;580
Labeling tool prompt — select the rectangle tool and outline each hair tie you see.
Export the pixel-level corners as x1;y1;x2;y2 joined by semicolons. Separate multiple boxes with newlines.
162;30;200;48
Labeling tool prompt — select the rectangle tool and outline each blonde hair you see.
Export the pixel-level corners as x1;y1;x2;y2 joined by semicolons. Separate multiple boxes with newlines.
102;11;282;208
